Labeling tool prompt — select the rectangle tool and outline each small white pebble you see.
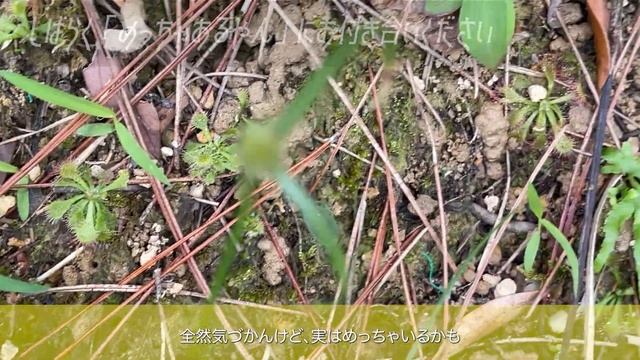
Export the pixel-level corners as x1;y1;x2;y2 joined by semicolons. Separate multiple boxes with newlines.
257;239;273;251
148;235;161;246
484;195;500;213
140;246;160;265
90;165;106;179
528;84;548;102
167;282;184;295
463;269;476;283
549;310;568;333
482;274;501;287
161;146;174;157
27;165;41;181
494;278;517;298
151;223;163;233
488;245;502;266
189;183;205;198
332;169;341;178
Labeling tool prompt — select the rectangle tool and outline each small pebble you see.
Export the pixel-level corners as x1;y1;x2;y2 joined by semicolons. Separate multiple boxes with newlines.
189;183;205;198
528;85;548;102
161;147;174;157
488;246;502;266
140;247;159;265
151;223;163;233
332;169;341;178
463;269;476;283
494;278;517;298
167;282;184;295
483;195;500;213
27;165;41;181
408;195;438;216
482;274;501;287
90;165;106;179
476;280;492;296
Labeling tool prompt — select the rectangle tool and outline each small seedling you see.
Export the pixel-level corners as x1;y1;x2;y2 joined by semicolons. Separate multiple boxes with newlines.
525;183;579;296
47;163;128;243
183;112;238;185
0;0;31;49
503;67;573;147
594;142;640;291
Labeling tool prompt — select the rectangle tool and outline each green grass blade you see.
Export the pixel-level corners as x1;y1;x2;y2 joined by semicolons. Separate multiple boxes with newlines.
459;0;515;68
76;123;115;137
424;0;462;15
541;219;580;296
0;274;48;294
527;184;544;219
275;172;345;283
0;70;116;118
595;199;634;272
524;227;541;273
114;121;170;185
0;161;18;173
16;177;28;221
633;209;640;292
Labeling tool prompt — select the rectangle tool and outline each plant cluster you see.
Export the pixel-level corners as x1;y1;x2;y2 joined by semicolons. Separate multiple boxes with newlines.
47;163;128;243
503;67;573;149
0;0;51;49
0;0;31;49
183;112;239;185
594;142;640;289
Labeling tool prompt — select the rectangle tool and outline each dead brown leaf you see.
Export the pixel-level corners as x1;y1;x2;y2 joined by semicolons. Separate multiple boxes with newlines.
135;101;162;159
435;291;539;359
586;0;611;90
82;51;122;108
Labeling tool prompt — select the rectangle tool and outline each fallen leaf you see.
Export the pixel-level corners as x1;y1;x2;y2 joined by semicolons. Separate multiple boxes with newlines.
435;291;538;358
82;51;122;108
586;0;611;90
135;101;162;159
